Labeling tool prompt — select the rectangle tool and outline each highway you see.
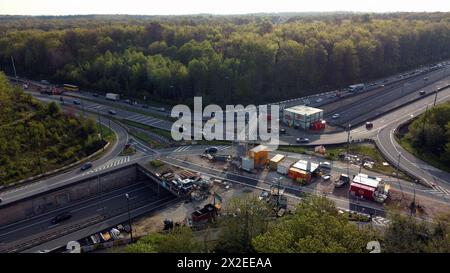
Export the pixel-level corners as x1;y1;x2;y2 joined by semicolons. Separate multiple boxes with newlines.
2;60;449;252
0;182;176;253
13;66;450;196
324;66;450;126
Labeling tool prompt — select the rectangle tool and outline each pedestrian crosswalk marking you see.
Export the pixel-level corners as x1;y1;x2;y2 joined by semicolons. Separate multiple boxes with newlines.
426;184;450;197
79;156;130;177
372;216;390;226
173;146;191;152
126;114;160;125
172;145;231;153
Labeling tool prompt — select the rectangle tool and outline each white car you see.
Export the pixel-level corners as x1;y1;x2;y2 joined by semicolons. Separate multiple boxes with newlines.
320;162;332;169
332;114;340;119
315;98;323;103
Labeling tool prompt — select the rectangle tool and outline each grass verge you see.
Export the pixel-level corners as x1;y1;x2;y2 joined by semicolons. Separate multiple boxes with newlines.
397;135;450;173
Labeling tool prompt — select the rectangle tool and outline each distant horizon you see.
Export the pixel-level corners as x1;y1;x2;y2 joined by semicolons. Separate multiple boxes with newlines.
2;11;449;17
2;0;450;16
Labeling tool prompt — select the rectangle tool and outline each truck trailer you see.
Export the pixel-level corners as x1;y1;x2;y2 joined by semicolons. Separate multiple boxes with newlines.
106;93;120;101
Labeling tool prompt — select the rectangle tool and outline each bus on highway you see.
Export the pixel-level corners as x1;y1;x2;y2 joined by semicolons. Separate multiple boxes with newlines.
63;84;79;91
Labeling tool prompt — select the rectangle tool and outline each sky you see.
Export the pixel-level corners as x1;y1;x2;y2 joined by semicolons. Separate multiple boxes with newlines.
1;0;450;16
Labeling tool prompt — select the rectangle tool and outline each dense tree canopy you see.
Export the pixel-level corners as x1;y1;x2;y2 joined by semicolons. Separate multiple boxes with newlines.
125;226;202;253
384;213;450;253
1;13;449;105
402;101;450;171
252;195;378;253
0;72;104;185
123;194;449;253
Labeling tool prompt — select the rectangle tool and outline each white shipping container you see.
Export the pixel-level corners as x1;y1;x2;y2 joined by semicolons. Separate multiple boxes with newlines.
242;156;254;171
277;159;295;175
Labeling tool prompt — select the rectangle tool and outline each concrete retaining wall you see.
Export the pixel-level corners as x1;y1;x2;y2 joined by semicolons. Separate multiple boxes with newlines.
0;165;138;226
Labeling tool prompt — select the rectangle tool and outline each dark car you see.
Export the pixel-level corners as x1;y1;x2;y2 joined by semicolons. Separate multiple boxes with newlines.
365;122;373;129
73;100;81;105
51;212;72;224
142;104;149;108
419;90;426;95
92;93;99;97
108;109;117;115
80;162;93;171
205;147;219;154
280;128;286;134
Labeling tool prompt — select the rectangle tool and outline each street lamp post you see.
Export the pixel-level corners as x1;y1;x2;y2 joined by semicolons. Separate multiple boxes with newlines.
346;124;351;177
396;152;405;201
97;107;103;141
421;104;429;143
125;193;133;242
433;89;438;107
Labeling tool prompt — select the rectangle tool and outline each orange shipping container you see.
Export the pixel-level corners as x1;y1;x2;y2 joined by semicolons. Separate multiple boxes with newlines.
249;145;269;167
288;167;311;182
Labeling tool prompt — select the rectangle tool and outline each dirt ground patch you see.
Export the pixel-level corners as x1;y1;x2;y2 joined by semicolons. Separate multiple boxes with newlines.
386;188;450;220
131;182;259;237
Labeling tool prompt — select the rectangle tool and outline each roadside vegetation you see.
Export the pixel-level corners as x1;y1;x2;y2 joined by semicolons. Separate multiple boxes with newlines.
124;195;379;253
0;73;106;185
120;119;173;139
123;194;450;253
1;13;450;105
397;101;450;173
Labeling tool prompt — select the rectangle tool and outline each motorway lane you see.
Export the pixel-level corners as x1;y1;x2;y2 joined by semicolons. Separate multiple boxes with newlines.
276;62;449;111
326;67;450;126
62;93;174;131
279;75;450;146
0;182;176;253
0;183;146;246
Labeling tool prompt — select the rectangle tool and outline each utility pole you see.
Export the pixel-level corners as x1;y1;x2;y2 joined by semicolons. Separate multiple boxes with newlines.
346;123;351;177
433;89;438;107
125;193;133;242
276;177;281;209
10;56;18;84
421;104;429;144
97;107;103;141
410;188;416;217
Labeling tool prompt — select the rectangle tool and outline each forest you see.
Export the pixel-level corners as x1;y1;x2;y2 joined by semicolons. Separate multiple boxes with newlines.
0;73;104;185
1;13;450;105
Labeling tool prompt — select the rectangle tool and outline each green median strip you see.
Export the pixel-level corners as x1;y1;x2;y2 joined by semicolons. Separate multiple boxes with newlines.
72;95;174;121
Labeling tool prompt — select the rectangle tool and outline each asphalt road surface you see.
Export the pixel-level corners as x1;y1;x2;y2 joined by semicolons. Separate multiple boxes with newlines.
0;182;176;253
